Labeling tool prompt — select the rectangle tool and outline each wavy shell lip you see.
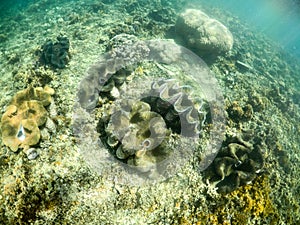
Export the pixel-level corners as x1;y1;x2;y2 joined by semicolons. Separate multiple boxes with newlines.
144;79;202;137
167;92;183;106
74;37;226;185
208;137;265;193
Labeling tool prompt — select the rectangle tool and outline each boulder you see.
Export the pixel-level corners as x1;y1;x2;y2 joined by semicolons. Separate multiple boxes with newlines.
175;9;233;57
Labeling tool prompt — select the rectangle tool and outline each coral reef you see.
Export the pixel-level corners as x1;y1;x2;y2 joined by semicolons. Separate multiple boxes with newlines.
38;35;70;68
175;8;233;57
227;100;253;122
206;134;265;193
1;0;300;223
1;86;54;152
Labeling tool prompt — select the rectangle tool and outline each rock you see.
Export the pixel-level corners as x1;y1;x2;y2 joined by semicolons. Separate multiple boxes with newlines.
25;148;39;160
175;9;233;57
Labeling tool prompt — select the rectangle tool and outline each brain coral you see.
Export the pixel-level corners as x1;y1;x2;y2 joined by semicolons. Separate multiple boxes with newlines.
1;86;54;152
175;8;233;57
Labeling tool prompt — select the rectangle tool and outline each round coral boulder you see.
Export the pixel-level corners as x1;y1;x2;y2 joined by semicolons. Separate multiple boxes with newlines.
175;9;233;57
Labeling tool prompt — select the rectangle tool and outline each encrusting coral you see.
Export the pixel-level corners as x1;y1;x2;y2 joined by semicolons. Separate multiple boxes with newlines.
189;175;279;224
1;86;54;152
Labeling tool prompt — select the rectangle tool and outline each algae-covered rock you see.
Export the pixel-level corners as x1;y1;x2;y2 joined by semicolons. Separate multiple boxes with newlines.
227;101;254;122
1;86;54;152
175;8;233;57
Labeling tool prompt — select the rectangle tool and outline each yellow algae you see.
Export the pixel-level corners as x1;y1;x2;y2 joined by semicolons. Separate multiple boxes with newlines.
178;176;278;224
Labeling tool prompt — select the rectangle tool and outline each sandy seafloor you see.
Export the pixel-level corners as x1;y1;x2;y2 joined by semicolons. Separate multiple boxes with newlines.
0;0;300;224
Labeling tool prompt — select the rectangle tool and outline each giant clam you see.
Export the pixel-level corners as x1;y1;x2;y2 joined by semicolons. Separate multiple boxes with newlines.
205;134;265;193
73;34;226;185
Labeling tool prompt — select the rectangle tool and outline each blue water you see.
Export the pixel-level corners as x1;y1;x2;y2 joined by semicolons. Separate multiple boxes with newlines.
196;0;300;58
0;0;34;15
1;0;300;59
